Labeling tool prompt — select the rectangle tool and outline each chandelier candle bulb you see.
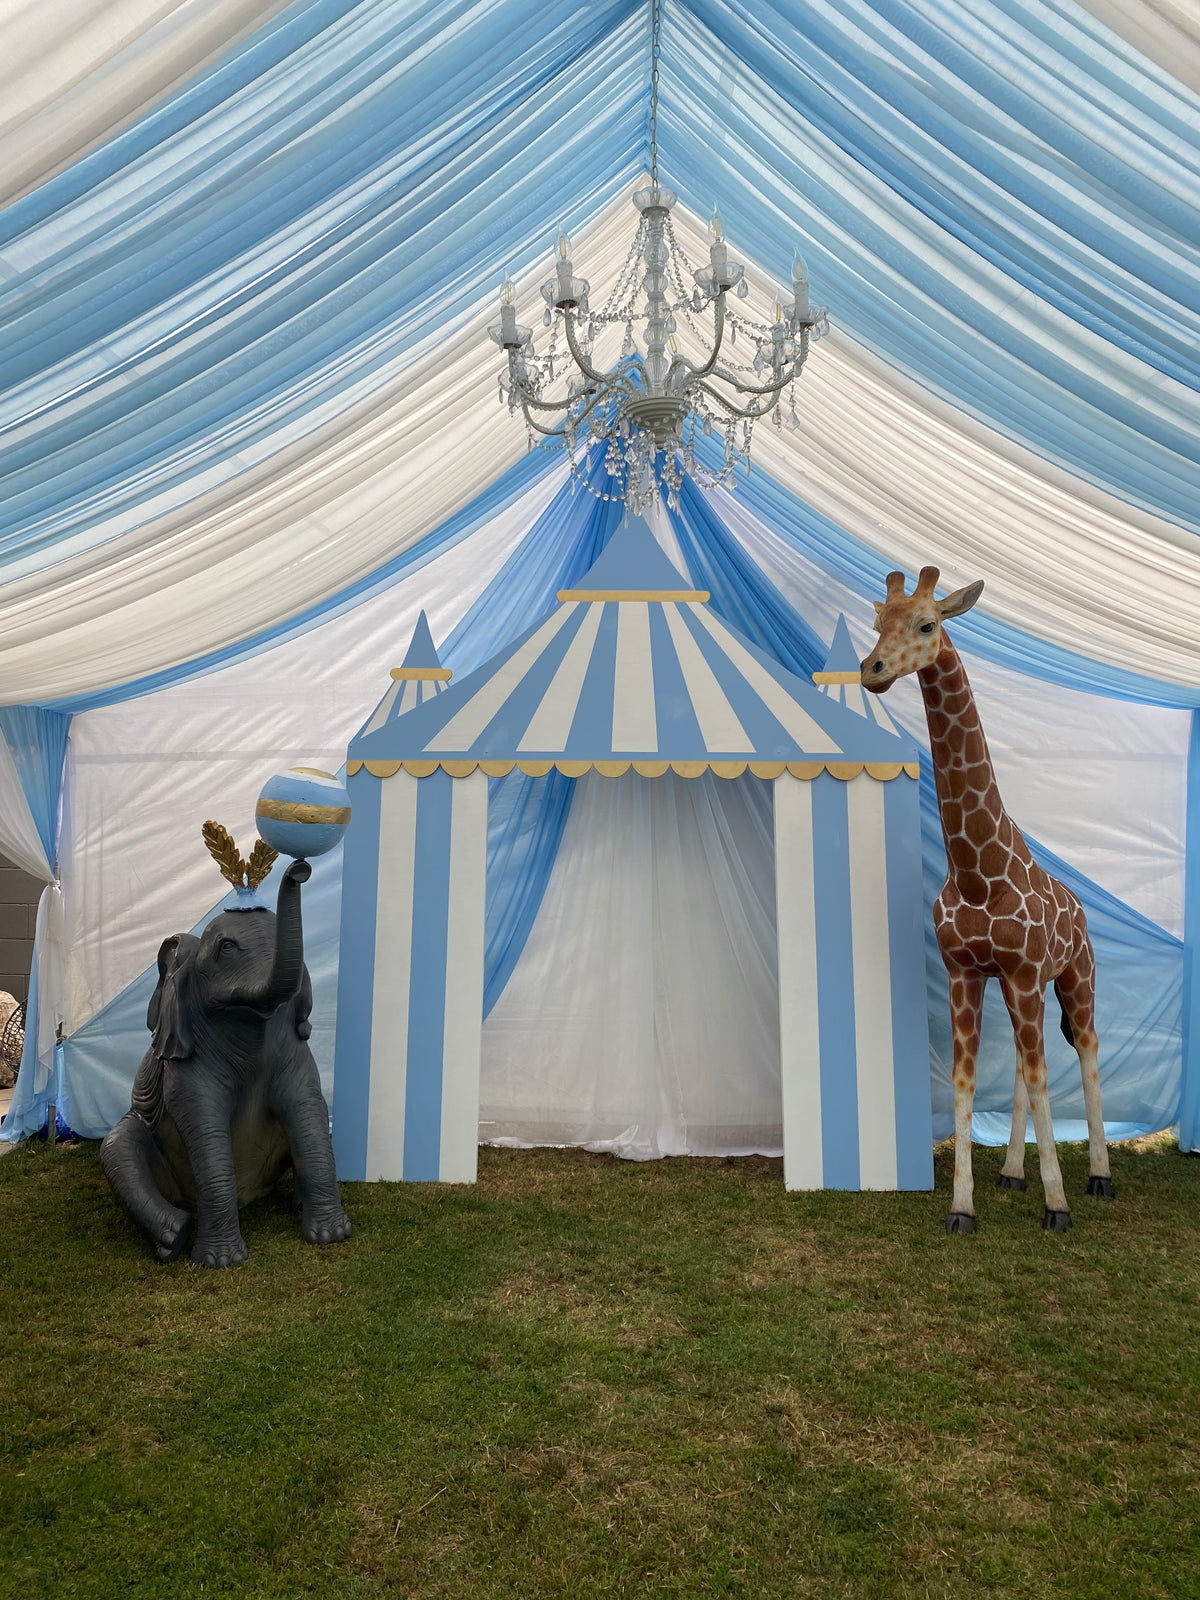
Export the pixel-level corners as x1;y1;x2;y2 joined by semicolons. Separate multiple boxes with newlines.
792;254;810;321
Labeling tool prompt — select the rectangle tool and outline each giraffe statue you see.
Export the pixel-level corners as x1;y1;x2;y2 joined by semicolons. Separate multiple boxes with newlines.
860;567;1115;1233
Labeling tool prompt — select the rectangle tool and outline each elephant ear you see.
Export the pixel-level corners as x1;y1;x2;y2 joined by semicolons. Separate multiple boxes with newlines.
151;940;198;1062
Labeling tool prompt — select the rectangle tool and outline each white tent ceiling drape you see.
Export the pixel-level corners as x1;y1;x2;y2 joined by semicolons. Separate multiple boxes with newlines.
1;0;1197;1150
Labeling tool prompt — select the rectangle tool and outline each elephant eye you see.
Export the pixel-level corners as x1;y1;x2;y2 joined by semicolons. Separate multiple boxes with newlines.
217;938;238;956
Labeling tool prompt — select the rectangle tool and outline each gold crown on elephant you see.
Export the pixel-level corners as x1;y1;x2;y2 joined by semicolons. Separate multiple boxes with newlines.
202;821;278;892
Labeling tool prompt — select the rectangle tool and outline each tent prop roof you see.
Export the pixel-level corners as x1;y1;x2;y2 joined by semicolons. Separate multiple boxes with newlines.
348;519;919;781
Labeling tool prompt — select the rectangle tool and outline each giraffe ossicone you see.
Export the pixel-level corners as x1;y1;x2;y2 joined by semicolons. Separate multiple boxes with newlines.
861;566;1113;1232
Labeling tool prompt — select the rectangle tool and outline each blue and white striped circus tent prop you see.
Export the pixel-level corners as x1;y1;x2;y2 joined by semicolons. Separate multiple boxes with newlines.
333;518;932;1191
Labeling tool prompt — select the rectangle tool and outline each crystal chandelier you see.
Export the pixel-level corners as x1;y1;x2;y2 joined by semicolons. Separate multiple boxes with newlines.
488;0;828;516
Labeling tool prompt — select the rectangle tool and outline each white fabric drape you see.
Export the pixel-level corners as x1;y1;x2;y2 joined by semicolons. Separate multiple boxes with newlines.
1074;0;1200;93
3;197;1198;702
0;730;54;882
57;465;562;1032
481;771;783;1159
0;0;293;205
710;485;1192;937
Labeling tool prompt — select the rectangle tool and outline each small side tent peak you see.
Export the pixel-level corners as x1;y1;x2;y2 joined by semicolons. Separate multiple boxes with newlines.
814;613;914;743
355;610;452;740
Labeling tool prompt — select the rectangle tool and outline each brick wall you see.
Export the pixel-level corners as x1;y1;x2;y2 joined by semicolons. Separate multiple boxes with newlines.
0;855;44;1004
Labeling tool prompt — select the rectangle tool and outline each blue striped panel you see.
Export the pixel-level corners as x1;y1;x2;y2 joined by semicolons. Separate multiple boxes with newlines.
885;775;934;1188
403;771;455;1180
565;602;621;754
645;602;706;758
331;768;383;1182
466;603;591;754
811;774;860;1189
675;603;810;757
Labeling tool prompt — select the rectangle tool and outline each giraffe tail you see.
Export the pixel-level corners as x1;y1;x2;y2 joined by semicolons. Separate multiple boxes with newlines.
1053;979;1075;1048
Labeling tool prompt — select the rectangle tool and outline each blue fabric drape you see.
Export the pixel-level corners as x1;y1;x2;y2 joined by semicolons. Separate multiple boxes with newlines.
0;707;71;865
662;0;1200;531
664;473;1184;1139
435;461;624;1018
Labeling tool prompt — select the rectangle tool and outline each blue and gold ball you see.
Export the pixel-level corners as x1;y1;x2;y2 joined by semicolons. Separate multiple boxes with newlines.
255;768;351;860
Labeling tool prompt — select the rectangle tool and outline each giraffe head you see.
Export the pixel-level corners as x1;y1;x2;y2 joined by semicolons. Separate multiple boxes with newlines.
860;567;984;693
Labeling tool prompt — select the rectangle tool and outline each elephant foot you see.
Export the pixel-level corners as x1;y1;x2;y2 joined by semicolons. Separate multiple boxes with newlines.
191;1234;249;1268
945;1212;976;1234
154;1212;192;1264
1086;1175;1116;1200
302;1209;352;1246
1042;1209;1073;1233
996;1173;1027;1192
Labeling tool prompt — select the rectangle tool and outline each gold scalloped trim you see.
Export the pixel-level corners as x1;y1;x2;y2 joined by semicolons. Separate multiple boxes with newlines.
351;758;919;781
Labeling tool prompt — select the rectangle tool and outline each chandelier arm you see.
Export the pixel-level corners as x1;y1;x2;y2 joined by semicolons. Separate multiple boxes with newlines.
697;378;788;421
562;311;610;386
519;403;572;440
711;363;803;398
512;384;585;416
679;293;727;383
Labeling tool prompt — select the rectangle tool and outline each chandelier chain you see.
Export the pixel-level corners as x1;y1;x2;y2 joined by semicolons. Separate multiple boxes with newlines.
649;0;661;186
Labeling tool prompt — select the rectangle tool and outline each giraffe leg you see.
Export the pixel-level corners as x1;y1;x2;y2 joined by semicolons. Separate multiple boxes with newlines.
1000;979;1070;1227
997;1049;1029;1191
946;969;984;1233
1055;947;1113;1197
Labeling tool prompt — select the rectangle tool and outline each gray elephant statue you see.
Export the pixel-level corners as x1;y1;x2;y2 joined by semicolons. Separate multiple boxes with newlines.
101;859;351;1267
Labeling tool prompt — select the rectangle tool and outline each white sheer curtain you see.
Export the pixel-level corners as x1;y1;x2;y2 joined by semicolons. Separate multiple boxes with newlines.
481;771;783;1159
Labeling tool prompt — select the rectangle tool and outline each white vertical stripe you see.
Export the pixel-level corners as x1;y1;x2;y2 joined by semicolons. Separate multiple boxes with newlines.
362;681;401;736
687;604;843;753
439;772;489;1182
774;774;823;1190
846;776;897;1189
662;603;754;752
518;602;605;751
400;680;420;716
612;601;657;752
366;774;419;1180
429;603;579;751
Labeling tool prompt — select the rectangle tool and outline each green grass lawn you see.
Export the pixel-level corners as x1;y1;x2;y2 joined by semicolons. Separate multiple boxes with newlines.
1;1137;1198;1600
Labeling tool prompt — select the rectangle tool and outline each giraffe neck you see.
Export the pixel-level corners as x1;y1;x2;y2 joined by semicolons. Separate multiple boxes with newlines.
917;639;1025;897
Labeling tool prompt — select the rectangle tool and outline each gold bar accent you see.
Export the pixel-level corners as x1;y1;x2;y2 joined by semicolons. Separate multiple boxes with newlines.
255;798;351;825
346;760;363;776
812;670;861;685
390;666;452;680
556;589;710;602
709;761;747;779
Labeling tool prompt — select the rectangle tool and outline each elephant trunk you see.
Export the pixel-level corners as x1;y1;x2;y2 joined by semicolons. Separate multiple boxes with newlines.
234;860;311;1012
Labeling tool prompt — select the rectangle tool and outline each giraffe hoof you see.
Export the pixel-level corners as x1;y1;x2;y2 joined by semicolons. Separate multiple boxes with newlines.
1086;1175;1115;1200
996;1173;1027;1192
945;1212;976;1234
1042;1209;1073;1232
